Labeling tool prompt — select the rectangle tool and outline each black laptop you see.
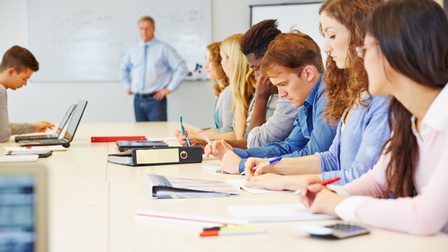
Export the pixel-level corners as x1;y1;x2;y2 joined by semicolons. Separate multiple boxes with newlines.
14;104;76;142
19;100;88;148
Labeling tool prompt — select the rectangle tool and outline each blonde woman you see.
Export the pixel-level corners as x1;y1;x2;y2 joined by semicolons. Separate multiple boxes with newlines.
178;34;256;144
220;33;256;140
174;42;232;140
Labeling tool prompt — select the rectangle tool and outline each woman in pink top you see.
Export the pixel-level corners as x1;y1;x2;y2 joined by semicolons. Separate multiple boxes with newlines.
299;0;448;235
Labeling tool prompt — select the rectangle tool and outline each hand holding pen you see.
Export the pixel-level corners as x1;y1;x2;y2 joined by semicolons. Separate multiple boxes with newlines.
294;177;340;196
244;156;282;178
179;116;191;146
296;177;345;215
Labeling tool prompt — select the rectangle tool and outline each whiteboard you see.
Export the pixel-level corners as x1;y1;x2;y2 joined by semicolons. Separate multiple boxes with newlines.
28;0;211;82
250;2;327;63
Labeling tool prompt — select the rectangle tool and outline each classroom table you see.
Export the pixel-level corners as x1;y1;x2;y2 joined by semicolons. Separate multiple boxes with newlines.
2;122;447;252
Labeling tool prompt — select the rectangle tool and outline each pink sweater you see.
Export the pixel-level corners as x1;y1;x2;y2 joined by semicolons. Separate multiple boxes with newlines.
335;86;448;235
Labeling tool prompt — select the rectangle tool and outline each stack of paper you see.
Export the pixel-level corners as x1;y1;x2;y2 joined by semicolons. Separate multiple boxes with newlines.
146;174;240;199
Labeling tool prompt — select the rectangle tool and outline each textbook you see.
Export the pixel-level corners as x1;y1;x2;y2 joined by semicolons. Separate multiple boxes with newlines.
146;174;240;199
108;146;203;166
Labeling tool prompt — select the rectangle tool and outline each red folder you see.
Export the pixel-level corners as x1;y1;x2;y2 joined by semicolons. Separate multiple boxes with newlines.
91;136;147;143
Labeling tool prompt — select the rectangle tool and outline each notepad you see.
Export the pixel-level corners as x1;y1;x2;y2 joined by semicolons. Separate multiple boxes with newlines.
0;155;39;163
5;145;68;154
226;179;292;194
228;203;336;222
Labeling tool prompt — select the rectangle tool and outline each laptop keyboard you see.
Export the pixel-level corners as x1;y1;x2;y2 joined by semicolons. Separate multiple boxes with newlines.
16;134;54;141
36;139;65;144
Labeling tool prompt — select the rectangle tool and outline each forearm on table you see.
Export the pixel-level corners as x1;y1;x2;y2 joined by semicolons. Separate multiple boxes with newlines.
248;95;269;131
271;155;321;175
209;131;237;141
226;139;248;149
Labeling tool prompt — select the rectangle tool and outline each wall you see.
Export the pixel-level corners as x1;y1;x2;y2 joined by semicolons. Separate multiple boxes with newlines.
1;0;258;128
2;0;443;127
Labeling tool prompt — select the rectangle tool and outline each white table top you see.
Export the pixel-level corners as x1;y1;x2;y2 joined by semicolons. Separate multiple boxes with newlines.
3;122;447;252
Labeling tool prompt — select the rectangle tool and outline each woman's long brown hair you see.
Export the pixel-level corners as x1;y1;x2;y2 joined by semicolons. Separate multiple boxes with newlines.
365;0;448;197
319;0;384;125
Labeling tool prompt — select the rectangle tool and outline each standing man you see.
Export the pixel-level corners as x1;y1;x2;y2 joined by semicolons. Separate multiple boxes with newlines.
0;45;54;142
120;16;188;121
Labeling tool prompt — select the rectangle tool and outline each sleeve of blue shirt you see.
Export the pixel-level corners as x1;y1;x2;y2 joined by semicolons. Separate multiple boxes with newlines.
317;95;391;185
162;46;188;92
119;47;133;89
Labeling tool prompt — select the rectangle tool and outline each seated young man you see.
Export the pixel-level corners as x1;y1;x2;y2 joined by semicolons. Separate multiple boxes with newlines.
0;45;54;142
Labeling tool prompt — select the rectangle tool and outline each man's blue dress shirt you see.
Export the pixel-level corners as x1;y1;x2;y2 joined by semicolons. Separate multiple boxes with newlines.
119;38;188;94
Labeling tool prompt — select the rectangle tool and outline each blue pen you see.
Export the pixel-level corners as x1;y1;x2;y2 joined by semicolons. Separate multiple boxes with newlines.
251;156;282;171
180;116;191;146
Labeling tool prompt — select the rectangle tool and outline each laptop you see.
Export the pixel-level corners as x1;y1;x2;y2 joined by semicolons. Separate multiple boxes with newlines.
14;104;76;142
19;100;88;148
0;163;48;252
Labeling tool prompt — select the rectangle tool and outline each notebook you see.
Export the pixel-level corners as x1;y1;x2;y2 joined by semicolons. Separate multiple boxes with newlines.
228;203;336;222
0;163;48;252
19;100;88;148
14;104;76;142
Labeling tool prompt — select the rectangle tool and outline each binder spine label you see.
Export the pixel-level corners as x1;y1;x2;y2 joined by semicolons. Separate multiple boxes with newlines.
136;149;180;164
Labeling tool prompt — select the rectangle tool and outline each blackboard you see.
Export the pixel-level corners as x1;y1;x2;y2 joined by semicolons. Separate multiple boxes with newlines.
28;0;211;82
250;2;326;62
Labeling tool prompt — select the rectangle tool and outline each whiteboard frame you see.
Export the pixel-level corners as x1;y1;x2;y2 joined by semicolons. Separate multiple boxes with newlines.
250;1;326;64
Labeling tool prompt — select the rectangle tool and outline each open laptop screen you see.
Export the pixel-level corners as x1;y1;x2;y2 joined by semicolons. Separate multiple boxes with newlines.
54;104;76;137
0;165;47;252
62;100;88;142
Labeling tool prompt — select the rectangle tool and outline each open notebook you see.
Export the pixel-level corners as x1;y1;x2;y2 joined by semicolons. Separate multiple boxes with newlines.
0;163;48;251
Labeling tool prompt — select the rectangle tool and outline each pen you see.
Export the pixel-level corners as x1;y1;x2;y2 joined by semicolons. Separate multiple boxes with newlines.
180;116;191;146
199;228;266;237
294;177;341;195
251;156;282;171
203;225;258;231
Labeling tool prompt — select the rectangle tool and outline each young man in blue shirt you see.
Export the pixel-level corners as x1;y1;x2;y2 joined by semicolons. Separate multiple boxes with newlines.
204;32;337;174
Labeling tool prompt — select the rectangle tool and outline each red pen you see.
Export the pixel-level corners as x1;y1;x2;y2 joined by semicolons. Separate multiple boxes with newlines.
199;228;266;237
320;177;341;186
294;177;341;195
